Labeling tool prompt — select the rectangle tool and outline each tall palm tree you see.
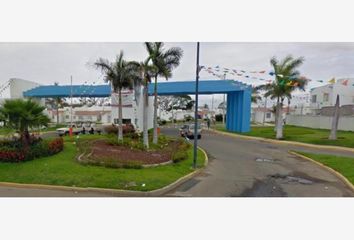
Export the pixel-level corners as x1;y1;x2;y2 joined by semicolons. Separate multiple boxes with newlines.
94;51;136;142
0;99;50;144
129;59;156;148
257;55;307;139
144;42;183;144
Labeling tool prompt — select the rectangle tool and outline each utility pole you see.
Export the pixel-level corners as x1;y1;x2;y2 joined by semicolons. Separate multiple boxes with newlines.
70;75;73;135
193;42;200;169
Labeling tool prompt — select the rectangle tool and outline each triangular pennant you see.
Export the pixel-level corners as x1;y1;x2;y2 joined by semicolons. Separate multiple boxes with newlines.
328;77;336;84
342;79;349;86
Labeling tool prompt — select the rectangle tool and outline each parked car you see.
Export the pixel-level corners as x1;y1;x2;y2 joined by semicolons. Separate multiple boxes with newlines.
179;123;202;139
56;125;81;136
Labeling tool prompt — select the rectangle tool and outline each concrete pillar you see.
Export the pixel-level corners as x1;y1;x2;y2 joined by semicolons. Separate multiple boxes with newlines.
226;88;251;132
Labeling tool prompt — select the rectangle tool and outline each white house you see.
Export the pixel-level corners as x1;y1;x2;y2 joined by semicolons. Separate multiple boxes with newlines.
310;78;354;110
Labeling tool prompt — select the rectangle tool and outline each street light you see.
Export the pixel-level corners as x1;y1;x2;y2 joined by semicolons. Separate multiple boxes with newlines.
193;42;200;169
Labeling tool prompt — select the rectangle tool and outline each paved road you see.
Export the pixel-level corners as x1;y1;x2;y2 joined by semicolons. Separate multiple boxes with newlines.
162;127;354;197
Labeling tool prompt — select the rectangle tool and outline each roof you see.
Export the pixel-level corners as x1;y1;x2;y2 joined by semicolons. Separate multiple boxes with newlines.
148;80;251;95
23;80;251;98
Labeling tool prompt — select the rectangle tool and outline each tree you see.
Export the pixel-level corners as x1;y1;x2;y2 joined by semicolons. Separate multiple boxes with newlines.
145;42;183;144
94;51;136;142
129;59;155;149
251;88;262;103
257;55;307;139
0;99;50;144
329;94;340;140
158;95;194;112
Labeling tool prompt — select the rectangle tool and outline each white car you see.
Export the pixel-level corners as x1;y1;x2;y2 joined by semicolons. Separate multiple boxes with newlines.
56;126;81;136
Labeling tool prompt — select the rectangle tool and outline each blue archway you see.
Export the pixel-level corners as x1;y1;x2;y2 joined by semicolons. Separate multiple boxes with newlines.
23;79;251;132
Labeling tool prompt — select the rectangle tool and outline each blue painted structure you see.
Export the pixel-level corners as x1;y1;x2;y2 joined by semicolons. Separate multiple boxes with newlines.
23;80;252;132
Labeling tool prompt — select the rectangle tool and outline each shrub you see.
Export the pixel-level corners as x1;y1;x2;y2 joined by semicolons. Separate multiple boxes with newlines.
103;123;135;134
0;137;64;163
215;114;224;122
172;139;191;163
159;120;167;125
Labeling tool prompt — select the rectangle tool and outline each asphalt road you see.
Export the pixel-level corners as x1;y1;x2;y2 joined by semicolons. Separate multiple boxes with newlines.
162;127;354;197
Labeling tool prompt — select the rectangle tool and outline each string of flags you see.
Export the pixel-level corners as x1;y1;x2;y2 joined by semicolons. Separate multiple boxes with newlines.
200;65;354;87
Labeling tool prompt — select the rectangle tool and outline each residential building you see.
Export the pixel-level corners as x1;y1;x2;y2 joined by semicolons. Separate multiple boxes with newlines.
310;78;354;111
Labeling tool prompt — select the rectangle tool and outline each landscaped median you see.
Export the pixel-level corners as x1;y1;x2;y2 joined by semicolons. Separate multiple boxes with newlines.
290;151;354;191
0;134;207;193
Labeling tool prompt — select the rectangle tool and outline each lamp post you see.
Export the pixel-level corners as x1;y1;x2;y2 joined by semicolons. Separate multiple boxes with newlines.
193;42;200;169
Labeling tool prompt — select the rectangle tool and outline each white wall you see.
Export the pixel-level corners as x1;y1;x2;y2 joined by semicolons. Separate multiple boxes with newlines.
110;87;153;131
287;114;354;131
252;110;275;123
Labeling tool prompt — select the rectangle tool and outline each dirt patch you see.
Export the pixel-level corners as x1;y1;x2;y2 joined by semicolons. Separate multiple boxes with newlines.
84;139;182;166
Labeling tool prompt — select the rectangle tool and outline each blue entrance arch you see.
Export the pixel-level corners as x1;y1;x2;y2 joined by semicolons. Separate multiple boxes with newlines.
23;79;252;132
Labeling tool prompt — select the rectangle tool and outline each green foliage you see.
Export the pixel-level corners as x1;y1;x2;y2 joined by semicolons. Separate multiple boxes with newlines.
215;114;224;122
0;99;50;135
0;134;206;191
0;137;63;162
216;125;354;148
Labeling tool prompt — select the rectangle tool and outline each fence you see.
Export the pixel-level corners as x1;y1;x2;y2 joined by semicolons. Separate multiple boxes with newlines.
286;115;354;131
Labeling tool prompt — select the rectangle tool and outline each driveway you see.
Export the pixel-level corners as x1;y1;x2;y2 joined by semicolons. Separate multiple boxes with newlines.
162;127;354;197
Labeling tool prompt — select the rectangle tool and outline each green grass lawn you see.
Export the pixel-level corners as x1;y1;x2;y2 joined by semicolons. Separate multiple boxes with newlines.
297;152;354;185
0;127;14;135
0;135;205;191
213;124;354;148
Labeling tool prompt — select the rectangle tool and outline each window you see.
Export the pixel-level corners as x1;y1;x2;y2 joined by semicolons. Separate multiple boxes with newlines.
266;112;271;119
311;95;317;103
65;115;69;119
78;116;83;120
323;93;329;102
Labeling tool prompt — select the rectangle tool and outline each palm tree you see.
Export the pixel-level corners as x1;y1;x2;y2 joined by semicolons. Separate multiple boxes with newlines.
130;59;156;148
257;55;307;139
0;99;50;144
144;42;183;144
94;51;136;142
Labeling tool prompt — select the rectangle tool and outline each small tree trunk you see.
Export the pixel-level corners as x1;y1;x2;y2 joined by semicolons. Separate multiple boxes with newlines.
274;97;279;132
118;89;123;142
152;76;158;144
275;102;283;139
143;82;149;149
329;94;340;140
56;99;59;125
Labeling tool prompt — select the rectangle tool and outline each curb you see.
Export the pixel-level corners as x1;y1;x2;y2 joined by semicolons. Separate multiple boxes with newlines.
209;129;354;153
289;151;354;193
0;147;208;197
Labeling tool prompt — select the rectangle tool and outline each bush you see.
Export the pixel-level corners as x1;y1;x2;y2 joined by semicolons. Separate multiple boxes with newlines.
0;137;64;163
172;139;191;163
159;120;167;125
103;123;135;134
215;114;225;122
